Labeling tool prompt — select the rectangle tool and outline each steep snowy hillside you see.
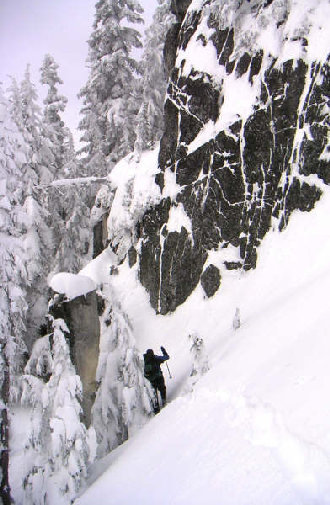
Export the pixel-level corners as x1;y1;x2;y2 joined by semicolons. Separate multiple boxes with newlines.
75;175;330;504
72;0;329;502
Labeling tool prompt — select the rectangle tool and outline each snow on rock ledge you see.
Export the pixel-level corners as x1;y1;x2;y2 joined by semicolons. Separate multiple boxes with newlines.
49;272;96;300
106;148;161;260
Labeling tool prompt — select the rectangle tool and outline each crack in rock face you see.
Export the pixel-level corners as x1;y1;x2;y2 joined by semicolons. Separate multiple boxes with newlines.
138;0;329;314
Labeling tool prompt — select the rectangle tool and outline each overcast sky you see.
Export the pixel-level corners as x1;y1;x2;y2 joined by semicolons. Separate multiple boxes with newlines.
0;0;156;146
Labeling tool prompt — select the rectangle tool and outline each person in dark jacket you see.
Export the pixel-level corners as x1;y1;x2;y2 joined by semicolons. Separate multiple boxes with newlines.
143;346;170;409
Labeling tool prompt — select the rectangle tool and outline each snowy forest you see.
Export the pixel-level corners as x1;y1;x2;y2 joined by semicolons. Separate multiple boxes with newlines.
1;0;329;504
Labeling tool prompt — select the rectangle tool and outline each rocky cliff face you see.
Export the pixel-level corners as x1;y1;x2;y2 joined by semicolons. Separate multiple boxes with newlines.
138;0;329;314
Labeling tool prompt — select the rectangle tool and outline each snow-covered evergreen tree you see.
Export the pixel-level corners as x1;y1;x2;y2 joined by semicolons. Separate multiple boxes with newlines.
92;296;152;458
62;127;78;178
7;77;24;132
7;74;38;190
50;181;93;273
134;0;174;154
19;318;93;505
40;54;69;178
8;66;56;186
22;189;53;349
0;86;29;504
21;64;56;185
39;55;93;274
78;0;144;175
6;68;56;348
21;66;40;139
6;62;91;344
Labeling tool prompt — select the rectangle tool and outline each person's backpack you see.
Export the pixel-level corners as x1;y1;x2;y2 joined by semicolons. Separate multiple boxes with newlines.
144;353;160;381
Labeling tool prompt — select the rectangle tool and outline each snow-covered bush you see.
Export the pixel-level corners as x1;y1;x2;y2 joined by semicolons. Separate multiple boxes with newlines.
92;296;152;458
187;332;209;390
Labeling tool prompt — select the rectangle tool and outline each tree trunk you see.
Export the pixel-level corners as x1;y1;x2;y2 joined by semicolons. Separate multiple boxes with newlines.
0;363;11;505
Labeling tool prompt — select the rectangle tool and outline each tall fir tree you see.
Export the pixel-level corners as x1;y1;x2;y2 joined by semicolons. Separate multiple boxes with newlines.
78;0;144;175
40;54;69;178
49;180;93;274
0;86;29;505
135;0;174;154
39;54;92;275
21;64;56;185
7;77;24;135
7;67;55;348
8;67;55;186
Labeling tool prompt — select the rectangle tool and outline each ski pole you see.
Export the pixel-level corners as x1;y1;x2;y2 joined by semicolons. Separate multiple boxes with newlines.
166;362;172;379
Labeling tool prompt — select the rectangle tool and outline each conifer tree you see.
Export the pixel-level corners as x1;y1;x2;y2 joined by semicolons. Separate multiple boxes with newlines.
51;181;92;273
20;65;56;185
40;54;69;178
0;86;29;505
20;318;92;505
135;0;174;154
7;77;24;133
21;66;42;152
92;298;152;457
8;67;55;186
78;0;144;175
8;67;54;346
39;55;90;272
62;127;78;178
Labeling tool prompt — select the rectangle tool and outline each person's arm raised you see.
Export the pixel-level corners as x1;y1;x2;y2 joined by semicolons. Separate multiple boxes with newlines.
160;346;169;359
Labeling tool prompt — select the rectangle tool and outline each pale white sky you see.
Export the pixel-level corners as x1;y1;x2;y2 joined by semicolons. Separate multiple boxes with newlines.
0;0;156;146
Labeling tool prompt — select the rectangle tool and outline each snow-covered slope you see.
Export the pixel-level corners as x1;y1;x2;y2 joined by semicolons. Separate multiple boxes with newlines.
74;0;330;500
74;166;330;503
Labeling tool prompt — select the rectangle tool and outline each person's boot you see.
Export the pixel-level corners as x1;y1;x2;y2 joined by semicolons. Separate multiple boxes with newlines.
154;390;160;413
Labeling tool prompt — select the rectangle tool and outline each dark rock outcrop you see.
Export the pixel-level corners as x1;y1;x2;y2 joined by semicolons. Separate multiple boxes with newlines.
171;0;192;22
50;290;100;427
93;213;109;258
138;0;329;314
201;264;221;298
